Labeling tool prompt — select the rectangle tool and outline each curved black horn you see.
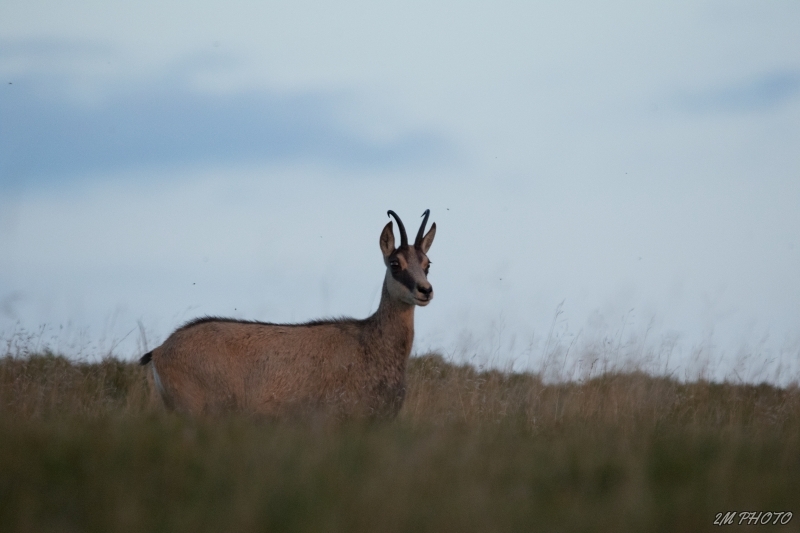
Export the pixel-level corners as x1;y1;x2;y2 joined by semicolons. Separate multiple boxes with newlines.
415;209;430;247
387;210;408;248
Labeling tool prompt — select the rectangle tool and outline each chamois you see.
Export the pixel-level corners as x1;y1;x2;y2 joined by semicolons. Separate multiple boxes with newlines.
139;210;436;419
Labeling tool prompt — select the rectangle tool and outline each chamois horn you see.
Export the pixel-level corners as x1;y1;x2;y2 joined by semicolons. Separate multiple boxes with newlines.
415;209;430;248
387;210;408;248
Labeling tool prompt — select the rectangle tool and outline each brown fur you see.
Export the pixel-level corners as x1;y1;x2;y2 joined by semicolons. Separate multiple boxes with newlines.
144;211;436;419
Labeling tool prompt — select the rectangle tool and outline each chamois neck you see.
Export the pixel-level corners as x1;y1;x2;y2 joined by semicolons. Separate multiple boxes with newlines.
376;279;414;318
371;277;416;341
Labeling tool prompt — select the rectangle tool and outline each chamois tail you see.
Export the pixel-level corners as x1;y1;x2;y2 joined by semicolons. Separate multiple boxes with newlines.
139;351;153;365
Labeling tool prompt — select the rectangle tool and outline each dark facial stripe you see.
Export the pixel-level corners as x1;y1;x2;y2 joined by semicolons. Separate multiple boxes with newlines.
392;268;418;292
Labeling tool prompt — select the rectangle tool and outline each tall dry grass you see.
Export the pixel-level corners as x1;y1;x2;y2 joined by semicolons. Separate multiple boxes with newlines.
404;353;800;431
1;350;798;532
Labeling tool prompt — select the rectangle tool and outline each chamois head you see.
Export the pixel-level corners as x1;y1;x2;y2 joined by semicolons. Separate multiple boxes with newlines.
380;210;436;306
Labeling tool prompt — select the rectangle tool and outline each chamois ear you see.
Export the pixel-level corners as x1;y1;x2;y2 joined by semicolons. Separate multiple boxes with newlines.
380;221;395;257
419;222;436;253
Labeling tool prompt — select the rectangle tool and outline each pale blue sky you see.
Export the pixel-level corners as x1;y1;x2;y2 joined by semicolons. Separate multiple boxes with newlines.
1;1;799;383
0;48;447;187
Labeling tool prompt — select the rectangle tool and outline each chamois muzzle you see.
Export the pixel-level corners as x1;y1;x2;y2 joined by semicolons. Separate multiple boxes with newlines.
414;282;434;306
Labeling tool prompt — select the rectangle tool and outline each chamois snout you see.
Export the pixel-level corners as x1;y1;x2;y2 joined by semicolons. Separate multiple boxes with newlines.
415;283;433;305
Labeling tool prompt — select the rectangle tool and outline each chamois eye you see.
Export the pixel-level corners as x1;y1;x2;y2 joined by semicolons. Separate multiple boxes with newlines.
390;260;400;270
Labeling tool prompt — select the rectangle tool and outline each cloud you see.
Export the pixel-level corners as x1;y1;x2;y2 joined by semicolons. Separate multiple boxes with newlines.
677;70;800;114
0;40;448;190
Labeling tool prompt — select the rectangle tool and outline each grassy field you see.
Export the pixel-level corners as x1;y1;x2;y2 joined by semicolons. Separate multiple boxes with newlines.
1;351;798;532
